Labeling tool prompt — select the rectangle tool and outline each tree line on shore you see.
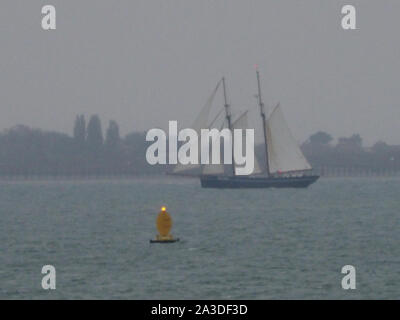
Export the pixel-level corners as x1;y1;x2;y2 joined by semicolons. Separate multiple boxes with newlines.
0;115;399;177
0;115;164;176
300;131;400;176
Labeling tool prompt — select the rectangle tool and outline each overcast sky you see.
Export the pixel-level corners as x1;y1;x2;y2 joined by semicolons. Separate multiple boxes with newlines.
0;0;399;146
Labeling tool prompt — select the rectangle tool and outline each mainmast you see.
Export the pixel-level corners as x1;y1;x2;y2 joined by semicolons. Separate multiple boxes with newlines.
222;77;235;176
256;70;270;176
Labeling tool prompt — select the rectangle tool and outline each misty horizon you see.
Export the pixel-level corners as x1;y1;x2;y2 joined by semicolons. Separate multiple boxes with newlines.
1;1;399;147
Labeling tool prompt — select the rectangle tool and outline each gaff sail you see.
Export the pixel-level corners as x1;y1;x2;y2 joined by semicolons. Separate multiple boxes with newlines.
172;80;221;174
266;104;312;174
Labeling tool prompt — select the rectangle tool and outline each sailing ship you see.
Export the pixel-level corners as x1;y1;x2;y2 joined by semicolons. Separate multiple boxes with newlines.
172;71;319;189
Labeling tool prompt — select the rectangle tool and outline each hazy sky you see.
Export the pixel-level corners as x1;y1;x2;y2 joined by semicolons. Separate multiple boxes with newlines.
0;1;399;146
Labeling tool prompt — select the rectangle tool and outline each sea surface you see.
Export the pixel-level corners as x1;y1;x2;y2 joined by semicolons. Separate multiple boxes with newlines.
0;177;399;299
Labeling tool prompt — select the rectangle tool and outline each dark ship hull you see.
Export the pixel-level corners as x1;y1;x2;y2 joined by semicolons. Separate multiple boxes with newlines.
200;174;319;189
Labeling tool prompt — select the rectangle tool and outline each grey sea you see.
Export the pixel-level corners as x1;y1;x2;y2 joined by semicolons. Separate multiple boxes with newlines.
0;177;399;299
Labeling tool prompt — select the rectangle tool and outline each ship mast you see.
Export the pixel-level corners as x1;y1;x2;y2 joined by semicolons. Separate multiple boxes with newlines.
222;77;235;176
256;70;270;176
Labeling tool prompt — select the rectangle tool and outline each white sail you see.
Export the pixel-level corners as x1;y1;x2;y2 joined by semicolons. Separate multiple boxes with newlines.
173;81;221;174
266;104;312;174
232;111;262;175
201;116;226;175
200;131;226;175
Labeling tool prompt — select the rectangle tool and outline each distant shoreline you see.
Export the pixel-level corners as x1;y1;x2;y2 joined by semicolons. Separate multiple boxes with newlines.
0;172;399;182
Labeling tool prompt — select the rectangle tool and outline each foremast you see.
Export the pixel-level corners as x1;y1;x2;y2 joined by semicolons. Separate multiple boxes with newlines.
256;70;270;176
222;77;235;176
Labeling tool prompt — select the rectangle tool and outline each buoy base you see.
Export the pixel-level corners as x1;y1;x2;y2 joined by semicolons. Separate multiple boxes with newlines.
150;234;180;243
150;238;180;243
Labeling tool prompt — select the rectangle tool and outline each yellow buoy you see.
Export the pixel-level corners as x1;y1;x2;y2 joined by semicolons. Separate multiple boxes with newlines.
150;206;179;243
156;206;172;237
